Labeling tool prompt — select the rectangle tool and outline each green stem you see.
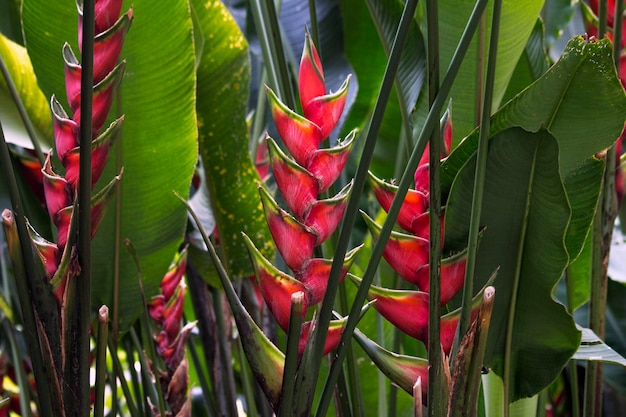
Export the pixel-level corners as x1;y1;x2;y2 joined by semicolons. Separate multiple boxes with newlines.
339;283;365;417
0;124;58;417
94;306;109;417
314;1;490;416
308;0;320;57
210;286;240;417
130;327;166;415
235;336;259;417
459;0;501;336
426;0;444;416
186;330;218;417
250;0;296;109
126;241;167;416
310;1;420;414
279;292;303;417
0;55;45;165
64;0;94;414
2;318;34;417
458;0;502;351
108;337;141;417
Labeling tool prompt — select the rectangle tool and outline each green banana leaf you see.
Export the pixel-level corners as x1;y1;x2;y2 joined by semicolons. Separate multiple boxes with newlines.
435;0;545;145
443;37;624;258
190;0;273;284
443;37;626;401
0;34;53;146
22;0;198;332
446;127;579;402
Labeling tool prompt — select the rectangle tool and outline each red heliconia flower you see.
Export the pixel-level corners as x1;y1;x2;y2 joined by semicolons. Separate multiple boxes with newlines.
302;182;352;244
27;221;61;279
148;247;193;372
267;88;323;167
268;136;320;218
363;282;430;343
414;106;454;193
298;318;346;356
413;249;468;306
306;130;356;192
298;32;350;139
357;277;482;355
369;172;429;236
353;328;430;403
243;32;360;377
244;234;311;331
361;211;429;285
296;245;361;305
258;185;317;272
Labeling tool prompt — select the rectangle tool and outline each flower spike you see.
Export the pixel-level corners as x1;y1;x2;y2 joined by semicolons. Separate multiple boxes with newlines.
243;233;310;331
298;30;326;109
368;171;428;235
303;181;352;244
267;136;319;218
361;211;429;285
258;185;317;271
266;86;322;166
307;129;357;192
297;245;362;305
302;75;351;140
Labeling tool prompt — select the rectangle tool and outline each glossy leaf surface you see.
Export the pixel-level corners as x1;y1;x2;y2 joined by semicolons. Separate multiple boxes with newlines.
22;0;198;331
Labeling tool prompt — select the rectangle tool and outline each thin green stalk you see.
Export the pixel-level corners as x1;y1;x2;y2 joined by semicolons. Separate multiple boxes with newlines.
598;0;608;39
455;0;502;409
64;0;94;414
210;287;240;417
126;241;167;416
426;0;444;416
279;292;304;417
123;337;145;417
108;337;141;417
130;327;166;415
250;71;269;158
565;268;581;417
338;283;365;417
2;318;34;417
0;55;45;165
234;337;259;417
363;0;415;155
458;0;502;344
314;1;490;415
613;0;624;66
186;329;217;417
0;124;58;417
249;0;296;109
308;0;320;57
308;2;420;414
94;306;109;417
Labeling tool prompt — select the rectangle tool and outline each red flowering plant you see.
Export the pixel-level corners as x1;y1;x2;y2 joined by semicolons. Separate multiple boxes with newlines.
147;247;194;417
243;31;361;358
1;0;129;414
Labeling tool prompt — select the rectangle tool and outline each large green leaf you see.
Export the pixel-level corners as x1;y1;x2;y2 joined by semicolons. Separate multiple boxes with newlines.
443;37;625;258
22;0;198;331
435;0;545;145
0;34;53;147
190;0;273;283
445;127;580;401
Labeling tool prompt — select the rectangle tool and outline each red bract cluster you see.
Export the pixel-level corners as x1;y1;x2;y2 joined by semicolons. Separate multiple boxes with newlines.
362;110;472;356
29;0;130;297
244;33;360;356
147;248;194;415
584;0;626;205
